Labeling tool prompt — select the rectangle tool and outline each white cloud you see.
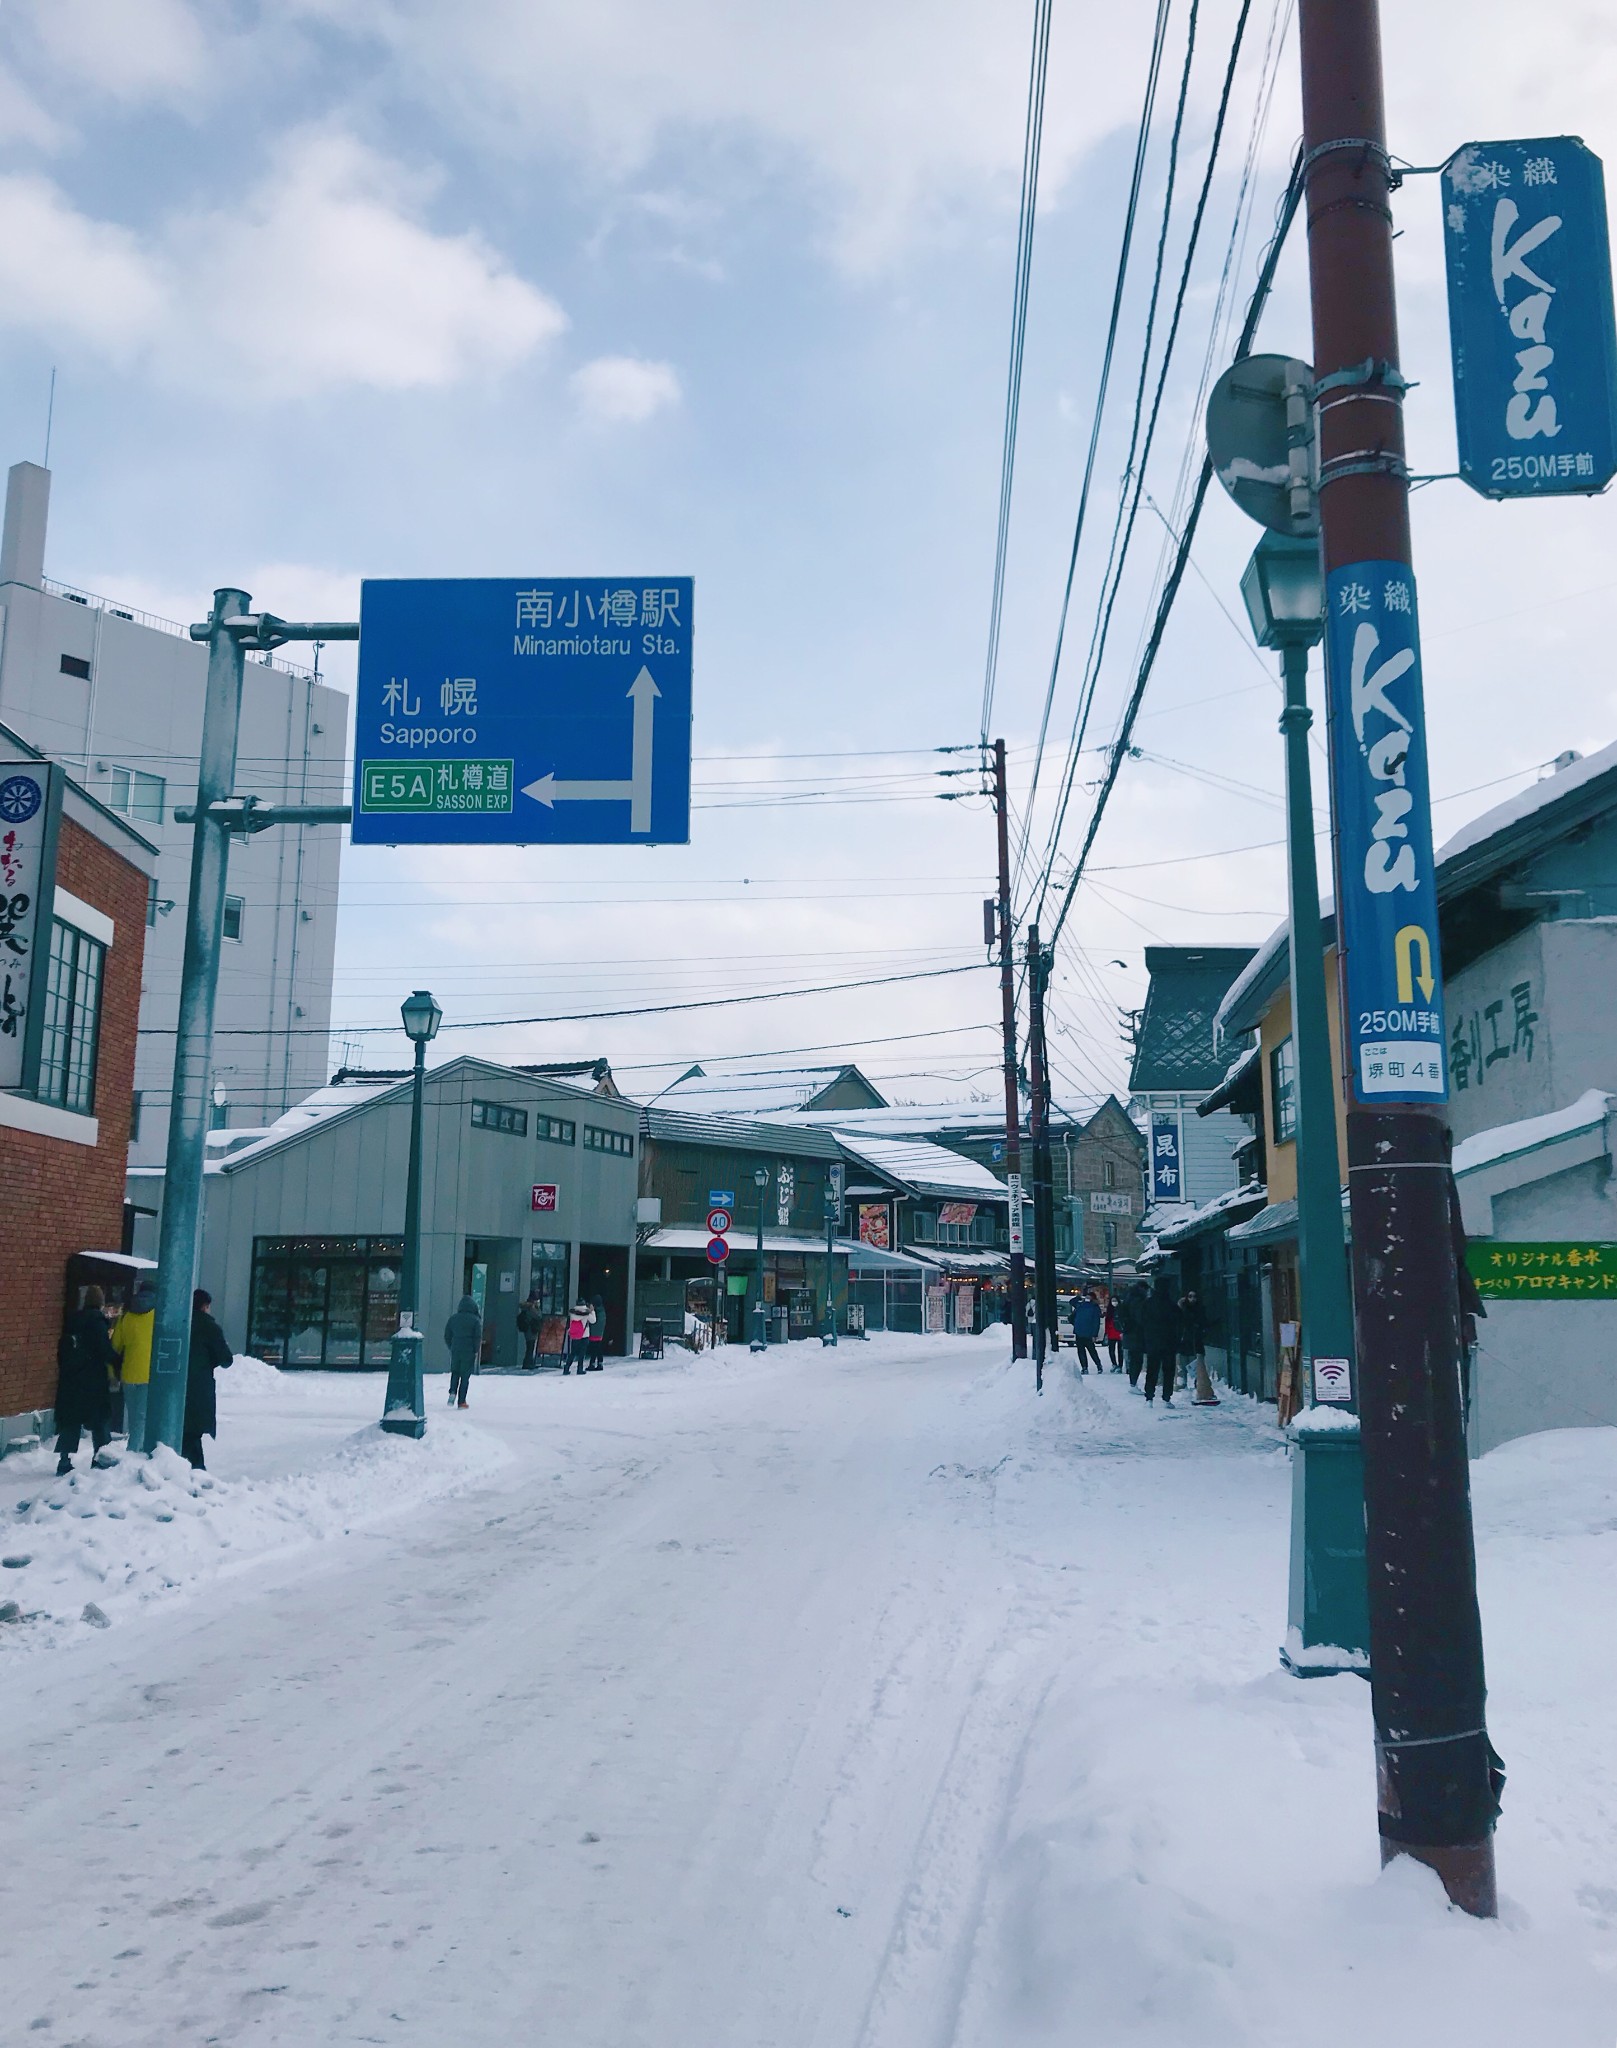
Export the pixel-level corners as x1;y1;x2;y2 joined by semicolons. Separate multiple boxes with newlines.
569;354;681;425
0;174;166;359
13;0;208;102
0;132;566;399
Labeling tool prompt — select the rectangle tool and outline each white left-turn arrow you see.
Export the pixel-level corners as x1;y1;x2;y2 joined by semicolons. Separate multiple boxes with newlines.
522;668;660;833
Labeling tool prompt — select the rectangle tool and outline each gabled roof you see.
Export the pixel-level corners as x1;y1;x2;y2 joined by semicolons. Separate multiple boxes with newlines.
1129;947;1257;1094
644;1062;887;1116
830;1132;1008;1203
1217;742;1617;1040
639;1105;845;1160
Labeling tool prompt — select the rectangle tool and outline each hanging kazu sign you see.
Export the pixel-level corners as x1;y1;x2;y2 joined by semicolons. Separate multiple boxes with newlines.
1441;136;1617;498
1323;565;1448;1105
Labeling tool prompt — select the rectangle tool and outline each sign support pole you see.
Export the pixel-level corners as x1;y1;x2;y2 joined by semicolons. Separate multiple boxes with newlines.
1299;0;1499;1913
1025;925;1056;1391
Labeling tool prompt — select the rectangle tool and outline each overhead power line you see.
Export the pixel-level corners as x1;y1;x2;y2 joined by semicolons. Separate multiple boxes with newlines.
979;0;1054;743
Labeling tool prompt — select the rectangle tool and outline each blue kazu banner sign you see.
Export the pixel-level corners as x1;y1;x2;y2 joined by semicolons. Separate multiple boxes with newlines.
1324;563;1447;1104
1441;136;1617;499
352;577;692;846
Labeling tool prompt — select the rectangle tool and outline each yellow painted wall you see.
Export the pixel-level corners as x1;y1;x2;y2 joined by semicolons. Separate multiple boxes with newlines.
1257;944;1350;1202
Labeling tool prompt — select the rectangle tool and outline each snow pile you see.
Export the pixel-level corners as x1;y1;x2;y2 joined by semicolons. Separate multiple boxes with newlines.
216;1351;293;1401
0;1417;511;1643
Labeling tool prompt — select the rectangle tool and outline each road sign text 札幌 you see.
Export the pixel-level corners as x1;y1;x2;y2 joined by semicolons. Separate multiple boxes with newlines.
1442;137;1617;499
352;578;692;846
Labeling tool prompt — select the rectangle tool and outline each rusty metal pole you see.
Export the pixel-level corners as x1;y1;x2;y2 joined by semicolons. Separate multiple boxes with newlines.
992;739;1028;1356
1298;0;1500;1914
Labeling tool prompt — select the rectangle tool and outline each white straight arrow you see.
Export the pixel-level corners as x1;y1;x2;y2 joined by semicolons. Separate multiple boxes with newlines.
521;667;661;833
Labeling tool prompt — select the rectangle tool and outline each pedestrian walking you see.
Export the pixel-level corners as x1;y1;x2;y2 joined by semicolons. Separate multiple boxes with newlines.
111;1279;157;1452
588;1293;607;1371
1104;1293;1123;1371
444;1293;482;1408
564;1299;593;1375
1179;1287;1219;1406
54;1285;118;1475
1119;1280;1149;1387
1068;1287;1103;1374
517;1292;543;1371
184;1289;233;1469
1141;1274;1180;1407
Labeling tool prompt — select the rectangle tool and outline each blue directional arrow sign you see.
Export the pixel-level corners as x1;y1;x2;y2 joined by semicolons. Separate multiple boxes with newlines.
351;577;692;845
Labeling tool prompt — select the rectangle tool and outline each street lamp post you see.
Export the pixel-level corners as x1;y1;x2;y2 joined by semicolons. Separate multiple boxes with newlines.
750;1165;770;1352
1242;532;1369;1673
383;989;441;1438
822;1163;843;1346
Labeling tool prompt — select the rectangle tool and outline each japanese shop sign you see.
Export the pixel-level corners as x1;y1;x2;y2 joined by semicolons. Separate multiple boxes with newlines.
1149;1113;1182;1202
1006;1172;1025;1253
1450;976;1538;1095
857;1204;890;1250
0;762;62;1092
352;578;693;845
530;1184;558;1213
938;1202;978;1227
1442;137;1617;498
1466;1241;1617;1299
1324;562;1448;1102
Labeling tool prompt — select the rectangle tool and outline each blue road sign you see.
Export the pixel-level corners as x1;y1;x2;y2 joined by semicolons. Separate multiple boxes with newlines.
707;1188;735;1210
1442;137;1617;498
1324;561;1448;1105
351;577;692;845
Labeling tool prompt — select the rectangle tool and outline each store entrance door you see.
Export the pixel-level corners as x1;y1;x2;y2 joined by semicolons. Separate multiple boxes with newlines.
464;1236;522;1368
577;1243;629;1357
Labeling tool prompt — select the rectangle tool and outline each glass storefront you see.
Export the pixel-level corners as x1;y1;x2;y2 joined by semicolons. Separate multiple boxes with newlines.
528;1239;571;1314
249;1236;403;1368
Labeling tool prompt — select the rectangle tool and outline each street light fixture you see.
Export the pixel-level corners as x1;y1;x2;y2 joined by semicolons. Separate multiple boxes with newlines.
750;1164;770;1353
1242;530;1367;1674
383;988;441;1438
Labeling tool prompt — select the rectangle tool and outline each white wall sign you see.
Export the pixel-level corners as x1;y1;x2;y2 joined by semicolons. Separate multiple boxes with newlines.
0;764;57;1092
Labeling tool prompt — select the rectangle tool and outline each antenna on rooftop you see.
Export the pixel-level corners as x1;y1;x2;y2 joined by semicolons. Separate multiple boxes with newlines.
43;367;56;469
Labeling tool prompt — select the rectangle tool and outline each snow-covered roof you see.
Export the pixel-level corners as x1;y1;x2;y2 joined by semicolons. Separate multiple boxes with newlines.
1452;1090;1614;1177
643;1064;884;1116
829;1132;1008;1202
644;1227;838;1257
1154;1181;1267;1247
1435;739;1617;870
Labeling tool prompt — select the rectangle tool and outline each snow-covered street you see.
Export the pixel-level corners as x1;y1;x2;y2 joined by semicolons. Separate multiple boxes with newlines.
4;1335;1615;2045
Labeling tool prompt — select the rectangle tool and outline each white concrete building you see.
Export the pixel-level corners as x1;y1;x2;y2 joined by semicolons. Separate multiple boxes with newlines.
0;461;346;1242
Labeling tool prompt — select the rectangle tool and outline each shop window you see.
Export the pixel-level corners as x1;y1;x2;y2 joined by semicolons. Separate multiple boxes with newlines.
1103;1157;1116;1188
528;1240;570;1314
1271;1035;1298;1144
37;918;104;1115
912;1211;937;1241
583;1124;633;1157
249;1235;403;1368
471;1099;528;1136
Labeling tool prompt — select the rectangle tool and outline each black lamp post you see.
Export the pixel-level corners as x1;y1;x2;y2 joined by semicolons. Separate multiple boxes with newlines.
750;1164;770;1352
383;988;441;1438
398;988;442;1322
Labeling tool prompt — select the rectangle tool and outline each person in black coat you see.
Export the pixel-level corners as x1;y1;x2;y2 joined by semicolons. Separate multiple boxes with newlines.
1140;1275;1181;1406
1116;1281;1149;1388
184;1288;233;1469
55;1284;118;1475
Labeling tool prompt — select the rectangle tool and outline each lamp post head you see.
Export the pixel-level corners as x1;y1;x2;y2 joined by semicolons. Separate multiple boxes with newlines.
754;1166;770;1189
400;989;442;1044
1241;531;1325;652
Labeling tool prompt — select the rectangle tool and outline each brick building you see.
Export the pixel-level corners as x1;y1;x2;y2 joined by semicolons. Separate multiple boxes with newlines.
0;725;155;1442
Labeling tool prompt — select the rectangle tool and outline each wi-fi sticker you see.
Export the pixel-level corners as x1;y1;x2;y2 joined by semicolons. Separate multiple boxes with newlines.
1313;1357;1351;1402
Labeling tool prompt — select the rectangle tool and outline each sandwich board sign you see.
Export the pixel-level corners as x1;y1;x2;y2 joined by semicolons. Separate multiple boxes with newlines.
352;577;692;845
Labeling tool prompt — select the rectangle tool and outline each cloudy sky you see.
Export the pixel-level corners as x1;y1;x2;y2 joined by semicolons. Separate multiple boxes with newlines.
3;0;1616;1115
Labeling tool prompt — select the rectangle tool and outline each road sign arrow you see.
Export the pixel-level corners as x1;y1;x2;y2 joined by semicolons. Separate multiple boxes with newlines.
1394;923;1436;1002
521;667;661;833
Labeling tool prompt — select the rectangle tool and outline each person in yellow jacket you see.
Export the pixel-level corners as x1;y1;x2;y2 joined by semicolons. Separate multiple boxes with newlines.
111;1280;157;1451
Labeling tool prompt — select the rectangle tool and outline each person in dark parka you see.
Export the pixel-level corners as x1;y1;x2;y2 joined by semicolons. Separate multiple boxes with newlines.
1140;1274;1181;1406
184;1288;233;1469
1117;1281;1149;1387
55;1284;118;1475
445;1294;482;1409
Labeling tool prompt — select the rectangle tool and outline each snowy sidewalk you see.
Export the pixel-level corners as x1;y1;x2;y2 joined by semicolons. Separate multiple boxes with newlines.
1;1335;1613;2045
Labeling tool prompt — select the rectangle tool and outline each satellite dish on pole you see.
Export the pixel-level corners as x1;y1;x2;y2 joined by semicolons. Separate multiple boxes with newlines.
1205;353;1318;537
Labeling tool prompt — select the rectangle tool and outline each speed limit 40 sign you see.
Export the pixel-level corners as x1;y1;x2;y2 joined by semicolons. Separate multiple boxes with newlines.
707;1207;733;1235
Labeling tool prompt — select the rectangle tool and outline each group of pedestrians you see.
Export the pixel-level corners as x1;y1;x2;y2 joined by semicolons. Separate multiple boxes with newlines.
1063;1277;1212;1409
447;1292;608;1407
55;1282;234;1476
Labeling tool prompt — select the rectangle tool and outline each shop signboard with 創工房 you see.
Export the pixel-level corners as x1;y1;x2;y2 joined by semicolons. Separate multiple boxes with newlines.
1442;137;1617;499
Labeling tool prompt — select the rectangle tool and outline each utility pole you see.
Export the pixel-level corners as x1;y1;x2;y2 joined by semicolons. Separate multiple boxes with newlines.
990;739;1027;1357
1025;924;1057;1390
144;592;357;1456
1298;0;1499;1913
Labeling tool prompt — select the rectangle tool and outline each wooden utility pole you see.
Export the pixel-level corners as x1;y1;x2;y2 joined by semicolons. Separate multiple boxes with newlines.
991;740;1027;1357
1298;0;1499;1913
1025;923;1057;1389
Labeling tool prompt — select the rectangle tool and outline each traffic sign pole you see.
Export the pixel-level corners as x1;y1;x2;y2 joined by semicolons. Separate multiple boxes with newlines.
1299;0;1499;1914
